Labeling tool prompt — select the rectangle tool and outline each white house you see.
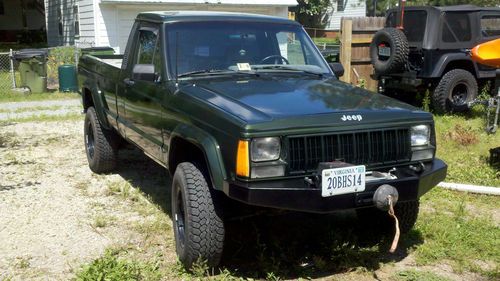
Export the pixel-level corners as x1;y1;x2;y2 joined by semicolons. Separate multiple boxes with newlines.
44;0;297;53
0;0;45;42
324;0;365;30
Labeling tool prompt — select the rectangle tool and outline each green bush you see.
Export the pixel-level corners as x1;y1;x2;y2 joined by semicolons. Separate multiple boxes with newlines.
46;46;81;87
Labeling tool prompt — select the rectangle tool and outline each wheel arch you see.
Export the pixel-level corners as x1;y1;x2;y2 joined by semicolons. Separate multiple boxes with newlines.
168;125;227;191
431;53;479;78
81;85;111;130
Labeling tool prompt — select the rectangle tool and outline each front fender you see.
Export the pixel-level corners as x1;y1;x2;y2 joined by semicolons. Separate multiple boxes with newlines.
170;124;227;191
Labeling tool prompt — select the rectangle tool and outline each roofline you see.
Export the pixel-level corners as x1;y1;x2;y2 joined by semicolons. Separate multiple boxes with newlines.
100;0;297;6
135;11;301;25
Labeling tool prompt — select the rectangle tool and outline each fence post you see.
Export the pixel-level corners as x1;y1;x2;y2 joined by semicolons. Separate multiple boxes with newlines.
9;49;16;89
340;19;352;83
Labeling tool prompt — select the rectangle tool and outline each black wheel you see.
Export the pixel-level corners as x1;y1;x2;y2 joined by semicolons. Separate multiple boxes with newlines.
172;162;225;269
433;69;478;113
84;107;118;173
370;28;409;75
259;55;290;65
356;200;419;234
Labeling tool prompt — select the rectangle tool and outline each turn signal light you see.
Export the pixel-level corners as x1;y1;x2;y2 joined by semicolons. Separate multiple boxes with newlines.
236;140;249;177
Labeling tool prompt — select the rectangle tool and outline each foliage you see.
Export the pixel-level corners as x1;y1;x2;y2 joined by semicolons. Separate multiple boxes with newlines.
75;249;161;281
46;46;81;87
294;0;332;28
396;269;451;281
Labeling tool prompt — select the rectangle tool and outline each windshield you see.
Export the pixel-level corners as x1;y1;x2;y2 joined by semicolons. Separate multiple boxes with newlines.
166;21;332;77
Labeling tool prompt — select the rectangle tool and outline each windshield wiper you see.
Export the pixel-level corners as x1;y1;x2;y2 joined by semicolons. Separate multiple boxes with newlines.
177;69;259;78
252;65;324;77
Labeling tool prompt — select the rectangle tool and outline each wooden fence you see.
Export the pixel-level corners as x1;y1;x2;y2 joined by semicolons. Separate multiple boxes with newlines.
339;17;385;91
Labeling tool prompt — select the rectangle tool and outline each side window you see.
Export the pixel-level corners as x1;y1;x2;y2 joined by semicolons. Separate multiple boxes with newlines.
276;31;305;64
135;28;162;75
481;15;500;37
442;12;471;42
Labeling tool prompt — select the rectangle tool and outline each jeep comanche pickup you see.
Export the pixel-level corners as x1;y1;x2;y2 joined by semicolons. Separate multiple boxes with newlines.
78;11;447;268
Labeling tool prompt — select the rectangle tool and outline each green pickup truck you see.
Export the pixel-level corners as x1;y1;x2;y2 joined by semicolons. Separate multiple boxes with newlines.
78;11;447;268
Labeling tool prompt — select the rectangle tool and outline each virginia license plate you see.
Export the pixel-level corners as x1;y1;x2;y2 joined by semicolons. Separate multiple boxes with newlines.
321;165;366;197
378;46;391;57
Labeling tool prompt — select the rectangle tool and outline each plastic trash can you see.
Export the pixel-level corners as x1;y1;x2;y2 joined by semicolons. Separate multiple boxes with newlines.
13;49;48;93
58;64;78;92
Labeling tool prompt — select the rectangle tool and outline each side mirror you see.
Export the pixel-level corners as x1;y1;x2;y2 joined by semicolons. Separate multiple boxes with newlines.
132;64;157;82
329;62;344;78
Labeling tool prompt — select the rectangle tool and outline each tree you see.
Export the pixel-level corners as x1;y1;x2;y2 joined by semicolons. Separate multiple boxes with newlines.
294;0;332;28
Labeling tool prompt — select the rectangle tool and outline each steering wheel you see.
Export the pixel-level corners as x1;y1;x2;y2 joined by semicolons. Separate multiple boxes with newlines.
259;55;290;65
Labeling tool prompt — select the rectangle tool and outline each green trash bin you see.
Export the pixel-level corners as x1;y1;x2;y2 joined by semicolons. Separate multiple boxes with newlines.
13;49;48;94
58;64;78;92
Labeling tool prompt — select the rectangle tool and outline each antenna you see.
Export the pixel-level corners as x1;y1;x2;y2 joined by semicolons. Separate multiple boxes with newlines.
175;31;179;84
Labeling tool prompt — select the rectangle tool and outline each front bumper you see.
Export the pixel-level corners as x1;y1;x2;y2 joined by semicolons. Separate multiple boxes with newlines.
223;159;447;213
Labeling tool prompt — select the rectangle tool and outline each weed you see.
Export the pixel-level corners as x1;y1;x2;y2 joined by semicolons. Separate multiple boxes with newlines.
191;257;209;278
444;124;479;146
0;132;19;148
93;214;116;228
15;257;31;269
75;249;160;281
422;89;431;112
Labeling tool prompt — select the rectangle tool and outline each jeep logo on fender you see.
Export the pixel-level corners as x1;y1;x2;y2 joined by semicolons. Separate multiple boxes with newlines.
341;114;363;121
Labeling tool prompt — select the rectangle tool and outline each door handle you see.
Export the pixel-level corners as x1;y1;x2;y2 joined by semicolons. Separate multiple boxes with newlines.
123;78;135;87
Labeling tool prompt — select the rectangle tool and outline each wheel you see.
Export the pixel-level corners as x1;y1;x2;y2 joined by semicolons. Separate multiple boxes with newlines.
370;28;409;75
259;55;290;65
84;107;118;173
172;162;225;269
356;200;419;234
433;69;478;113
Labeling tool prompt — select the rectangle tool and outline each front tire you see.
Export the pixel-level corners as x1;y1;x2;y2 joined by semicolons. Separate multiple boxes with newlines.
172;162;225;269
433;69;478;113
84;107;118;173
356;200;419;234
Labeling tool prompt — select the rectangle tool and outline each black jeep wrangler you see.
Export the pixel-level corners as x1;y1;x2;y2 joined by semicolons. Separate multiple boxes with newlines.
370;5;500;113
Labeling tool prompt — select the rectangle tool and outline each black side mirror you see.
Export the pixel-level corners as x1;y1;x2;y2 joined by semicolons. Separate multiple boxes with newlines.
132;64;157;82
329;62;344;78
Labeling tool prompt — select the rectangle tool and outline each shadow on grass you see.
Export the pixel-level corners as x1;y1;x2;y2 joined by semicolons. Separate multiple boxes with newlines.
115;146;424;279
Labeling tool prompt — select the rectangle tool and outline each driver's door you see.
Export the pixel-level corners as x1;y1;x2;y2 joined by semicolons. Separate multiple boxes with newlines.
123;24;165;161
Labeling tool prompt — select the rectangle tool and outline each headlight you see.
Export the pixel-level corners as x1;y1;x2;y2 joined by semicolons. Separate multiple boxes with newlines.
251;137;281;162
411;125;430;146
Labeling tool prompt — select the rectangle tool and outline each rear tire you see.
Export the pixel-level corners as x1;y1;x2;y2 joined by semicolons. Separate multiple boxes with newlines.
172;162;225;269
84;107;118;173
433;69;478;113
356;200;419;234
370;28;409;75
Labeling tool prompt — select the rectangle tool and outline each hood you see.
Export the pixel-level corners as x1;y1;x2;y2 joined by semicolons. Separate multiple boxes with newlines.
181;76;431;129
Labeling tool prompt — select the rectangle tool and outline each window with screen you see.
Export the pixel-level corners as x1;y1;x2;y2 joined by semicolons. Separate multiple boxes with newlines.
442;12;471;42
481;15;500;37
337;0;345;12
74;5;80;37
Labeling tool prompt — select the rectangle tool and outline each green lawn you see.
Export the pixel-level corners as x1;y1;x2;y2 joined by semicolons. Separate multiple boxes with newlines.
0;91;79;103
434;109;500;187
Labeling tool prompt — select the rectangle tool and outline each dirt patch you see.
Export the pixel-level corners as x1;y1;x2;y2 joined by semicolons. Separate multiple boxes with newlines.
0;120;174;280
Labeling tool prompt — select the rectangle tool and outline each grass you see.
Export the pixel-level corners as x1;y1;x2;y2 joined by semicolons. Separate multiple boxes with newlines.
75;249;161;281
395;269;451;281
1;112;82;123
312;37;340;45
413;188;500;278
434;108;500;187
0;91;79;103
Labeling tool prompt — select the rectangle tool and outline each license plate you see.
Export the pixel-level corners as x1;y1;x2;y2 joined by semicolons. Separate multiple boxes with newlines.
378;46;391;57
321;165;366;197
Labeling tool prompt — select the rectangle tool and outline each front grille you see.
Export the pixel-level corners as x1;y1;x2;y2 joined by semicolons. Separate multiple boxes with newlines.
287;129;411;173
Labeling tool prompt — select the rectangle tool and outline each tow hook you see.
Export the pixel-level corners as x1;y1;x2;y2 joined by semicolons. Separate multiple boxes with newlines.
373;184;401;253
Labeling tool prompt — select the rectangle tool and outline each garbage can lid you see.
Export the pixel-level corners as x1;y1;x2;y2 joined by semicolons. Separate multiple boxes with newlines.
13;49;48;60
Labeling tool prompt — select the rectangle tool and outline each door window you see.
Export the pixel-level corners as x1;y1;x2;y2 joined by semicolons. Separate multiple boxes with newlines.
481;15;500;37
135;28;162;76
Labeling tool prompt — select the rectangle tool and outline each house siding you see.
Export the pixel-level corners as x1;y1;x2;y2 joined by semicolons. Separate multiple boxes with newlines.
45;0;78;46
76;0;96;47
325;0;366;30
0;0;45;31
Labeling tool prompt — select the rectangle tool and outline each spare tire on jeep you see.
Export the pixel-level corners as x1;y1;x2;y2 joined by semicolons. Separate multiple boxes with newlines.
370;27;409;75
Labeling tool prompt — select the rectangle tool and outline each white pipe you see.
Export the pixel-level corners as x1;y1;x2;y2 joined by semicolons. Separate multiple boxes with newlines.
438;182;500;196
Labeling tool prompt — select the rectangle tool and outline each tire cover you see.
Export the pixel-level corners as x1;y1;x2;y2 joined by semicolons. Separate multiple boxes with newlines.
370;28;409;75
